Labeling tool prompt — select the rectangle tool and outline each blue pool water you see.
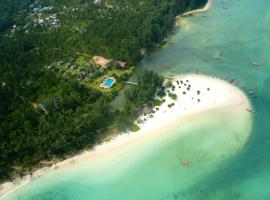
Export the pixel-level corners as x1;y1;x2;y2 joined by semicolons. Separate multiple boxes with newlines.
102;78;115;88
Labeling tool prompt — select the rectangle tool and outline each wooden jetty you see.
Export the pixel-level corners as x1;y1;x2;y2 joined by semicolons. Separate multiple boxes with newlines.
125;81;138;86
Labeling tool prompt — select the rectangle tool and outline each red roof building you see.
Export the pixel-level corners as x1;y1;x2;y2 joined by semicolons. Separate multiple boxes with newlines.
115;61;127;68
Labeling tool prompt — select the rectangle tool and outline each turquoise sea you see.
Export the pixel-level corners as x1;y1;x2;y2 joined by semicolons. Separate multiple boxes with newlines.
2;0;270;199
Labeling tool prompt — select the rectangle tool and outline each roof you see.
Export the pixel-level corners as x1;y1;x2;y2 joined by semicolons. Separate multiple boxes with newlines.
140;106;153;116
115;61;127;68
93;56;113;68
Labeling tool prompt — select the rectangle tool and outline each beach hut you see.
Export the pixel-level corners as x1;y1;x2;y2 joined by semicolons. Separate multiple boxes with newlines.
94;0;102;5
140;106;153;116
57;61;64;65
47;66;53;70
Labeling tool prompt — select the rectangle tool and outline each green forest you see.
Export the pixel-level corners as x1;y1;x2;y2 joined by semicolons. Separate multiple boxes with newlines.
0;0;206;182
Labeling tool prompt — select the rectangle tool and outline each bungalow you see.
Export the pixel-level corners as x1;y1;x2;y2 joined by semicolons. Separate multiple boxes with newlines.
58;61;64;65
140;106;153;116
115;61;127;69
93;56;113;68
77;76;83;81
82;71;88;75
65;63;72;67
89;73;95;79
99;68;106;74
85;62;93;67
59;69;65;74
69;57;75;62
85;77;92;82
71;65;78;70
94;0;102;5
70;73;76;78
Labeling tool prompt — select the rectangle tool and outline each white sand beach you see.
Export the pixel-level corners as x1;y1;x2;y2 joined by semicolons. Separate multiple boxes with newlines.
0;74;252;199
137;74;251;133
182;0;212;16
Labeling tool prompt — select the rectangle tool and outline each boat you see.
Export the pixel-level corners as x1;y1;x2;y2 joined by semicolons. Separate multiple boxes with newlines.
252;60;262;66
203;58;210;62
246;108;253;113
248;89;256;95
182;159;191;167
227;77;236;83
240;84;246;88
233;80;240;85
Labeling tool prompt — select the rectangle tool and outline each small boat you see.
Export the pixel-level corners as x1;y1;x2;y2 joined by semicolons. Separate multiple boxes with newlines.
240;84;246;88
248;90;256;95
213;56;221;59
250;95;257;99
252;60;262;66
246;108;253;113
182;159;191;167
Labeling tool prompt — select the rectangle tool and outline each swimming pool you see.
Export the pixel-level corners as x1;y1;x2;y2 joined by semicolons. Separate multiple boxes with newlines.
100;77;116;88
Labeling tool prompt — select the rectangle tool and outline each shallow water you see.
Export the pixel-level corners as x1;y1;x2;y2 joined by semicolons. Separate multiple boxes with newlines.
2;0;270;199
141;0;270;198
3;106;252;200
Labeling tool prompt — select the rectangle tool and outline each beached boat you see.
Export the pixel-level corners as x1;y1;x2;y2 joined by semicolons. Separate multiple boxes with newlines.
246;108;253;113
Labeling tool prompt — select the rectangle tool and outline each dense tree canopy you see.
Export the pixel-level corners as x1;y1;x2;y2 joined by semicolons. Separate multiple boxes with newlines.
0;0;207;181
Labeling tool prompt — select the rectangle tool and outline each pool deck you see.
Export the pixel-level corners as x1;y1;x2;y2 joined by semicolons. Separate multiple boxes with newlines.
100;77;116;89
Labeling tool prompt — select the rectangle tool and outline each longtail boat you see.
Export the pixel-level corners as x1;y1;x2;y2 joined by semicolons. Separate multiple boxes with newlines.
246;108;253;113
182;160;191;167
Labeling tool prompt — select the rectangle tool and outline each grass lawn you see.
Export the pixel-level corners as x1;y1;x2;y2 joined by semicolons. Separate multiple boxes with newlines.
89;68;133;92
49;54;134;93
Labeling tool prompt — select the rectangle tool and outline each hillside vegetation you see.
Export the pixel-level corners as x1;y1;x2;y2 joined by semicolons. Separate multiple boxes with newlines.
0;0;207;181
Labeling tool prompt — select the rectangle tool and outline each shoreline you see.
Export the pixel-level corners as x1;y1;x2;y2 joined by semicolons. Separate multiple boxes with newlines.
182;0;212;17
0;74;252;199
0;2;214;198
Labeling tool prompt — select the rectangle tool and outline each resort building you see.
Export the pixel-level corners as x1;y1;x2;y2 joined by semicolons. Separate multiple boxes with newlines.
94;0;102;5
115;61;127;68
